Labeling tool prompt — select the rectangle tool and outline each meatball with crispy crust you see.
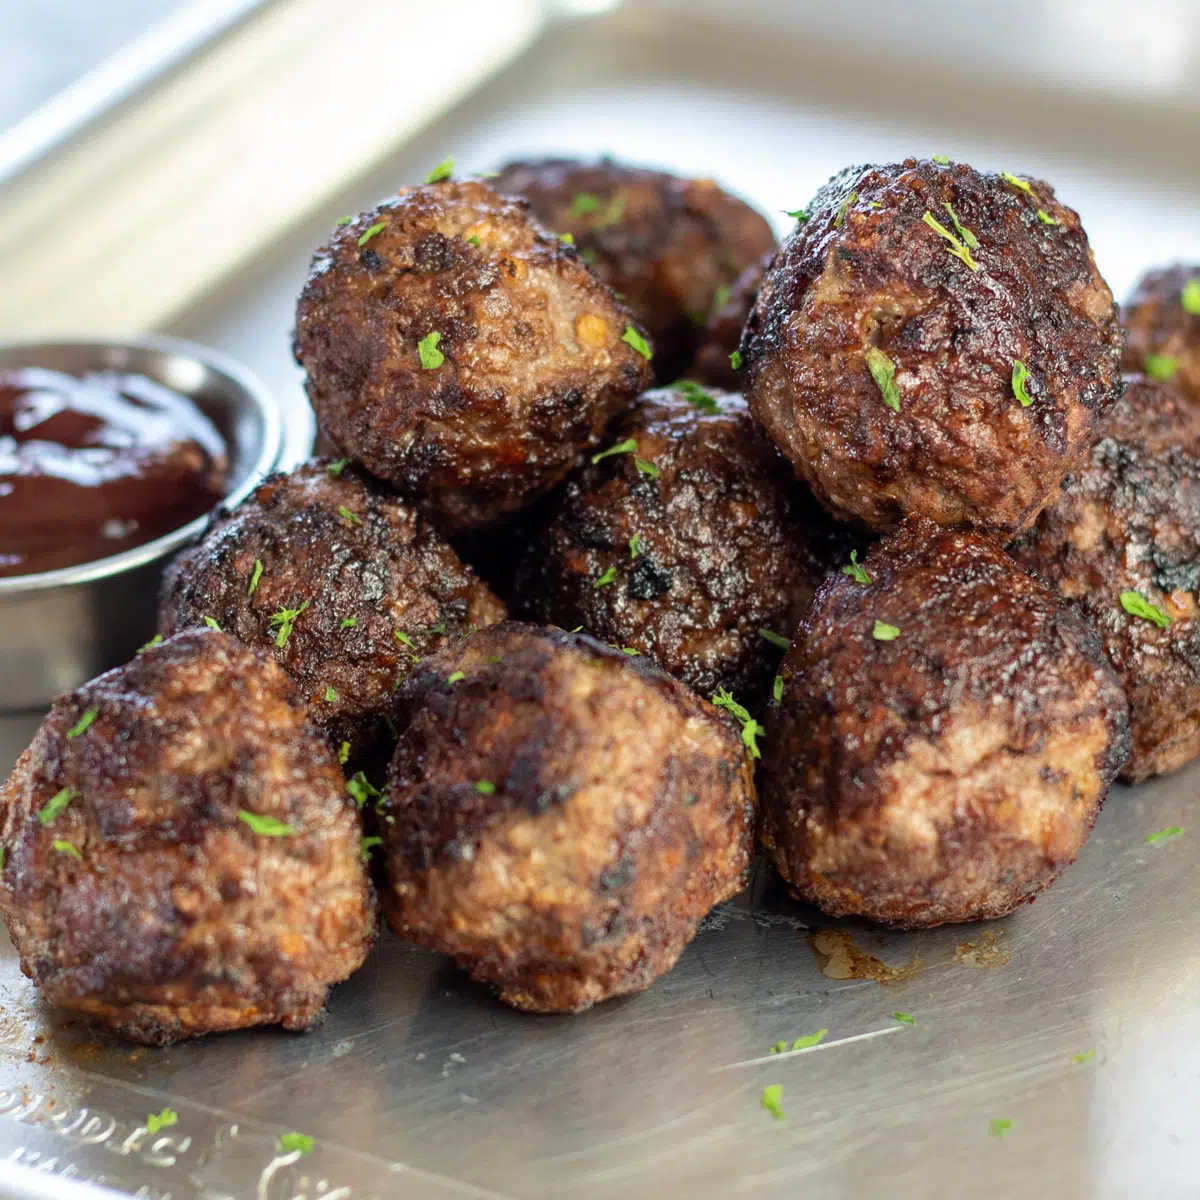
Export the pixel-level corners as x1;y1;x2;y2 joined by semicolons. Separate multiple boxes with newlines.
688;253;770;390
1011;376;1200;782
516;385;859;707
159;460;506;762
0;630;375;1044
490;158;776;383
760;518;1128;928
294;179;653;532
381;622;755;1013
741;158;1124;538
1122;265;1200;406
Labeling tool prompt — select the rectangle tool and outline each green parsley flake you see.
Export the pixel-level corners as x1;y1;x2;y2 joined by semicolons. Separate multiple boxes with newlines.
395;630;416;650
340;617;358;630
1146;826;1183;844
842;550;871;584
338;505;362;525
932;154;950;164
137;634;163;654
357;221;386;247
772;675;784;703
834;191;858;227
327;458;351;476
53;840;82;860
990;1118;1013;1139
238;810;294;837
592;437;638;464
360;835;383;864
324;686;337;703
338;741;351;765
66;708;99;739
1072;1049;1095;1064
1000;171;1033;194
269;600;310;647
621;647;640;656
674;379;720;413
474;780;496;795
922;210;979;270
0;848;5;871
1036;209;1059;226
629;533;641;559
1011;359;1034;407
559;232;575;245
622;325;653;360
942;201;979;250
146;1108;177;1135
865;346;901;412
593;565;618;589
466;235;481;248
729;350;743;371
771;1029;827;1053
39;787;75;826
892;1010;916;1025
711;687;763;759
711;284;731;314
203;616;222;631
248;558;264;597
418;331;445;370
346;771;381;808
570;192;601;217
280;1131;314;1156
1183;279;1200;316
634;456;659;479
759;628;789;650
335;216;353;227
760;1084;784;1121
1120;590;1171;628
595;192;626;230
782;207;807;220
447;671;465;684
873;620;901;641
424;157;455;184
1144;354;1180;381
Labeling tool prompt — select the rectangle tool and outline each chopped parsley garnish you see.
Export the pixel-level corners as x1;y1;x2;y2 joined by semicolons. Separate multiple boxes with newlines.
621;646;640;656
324;686;337;702
559;232;575;245
932;154;950;164
595;192;626;230
842;550;871;584
674;379;720;413
338;740;351;765
66;708;98;739
622;325;653;360
357;221;386;247
280;1131;314;1156
360;835;383;863
711;687;763;759
1120;590;1171;628
865;346;901;412
729;350;743;370
418;331;445;370
335;216;353;226
203;616;223;631
760;1084;784;1121
1072;1049;1095;1064
570;192;601;216
346;771;381;808
592;437;638;464
782;207;807;220
922;210;979;270
340;617;358;630
327;458;351;476
772;675;784;703
942;201;979;249
990;1118;1013;1139
146;1108;177;1135
338;505;362;525
759;628;789;650
1000;171;1033;194
1144;354;1180;381
474;780;496;795
711;284;731;313
1146;826;1183;844
39;787;75;825
1183;279;1200;316
238;810;294;837
771;1029;828;1052
424;157;455;183
395;630;416;650
447;671;465;684
466;234;481;248
417;622;447;636
248;559;264;597
1011;359;1034;407
593;565;618;589
629;533;641;559
873;620;901;641
137;634;163;654
53;840;82;860
892;1010;916;1025
834;191;858;227
1036;209;1059;226
269;600;310;646
634;456;659;479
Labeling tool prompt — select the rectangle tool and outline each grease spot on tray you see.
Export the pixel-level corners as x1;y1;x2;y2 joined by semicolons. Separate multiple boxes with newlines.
810;930;923;984
954;929;1012;968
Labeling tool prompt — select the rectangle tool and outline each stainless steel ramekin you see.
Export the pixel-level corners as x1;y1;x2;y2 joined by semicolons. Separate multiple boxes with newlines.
0;335;283;712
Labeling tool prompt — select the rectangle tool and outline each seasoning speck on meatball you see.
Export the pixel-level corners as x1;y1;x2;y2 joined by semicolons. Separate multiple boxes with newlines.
294;179;653;532
381;622;756;1012
0;630;375;1044
1122;264;1200;407
741;158;1125;538
760;518;1129;928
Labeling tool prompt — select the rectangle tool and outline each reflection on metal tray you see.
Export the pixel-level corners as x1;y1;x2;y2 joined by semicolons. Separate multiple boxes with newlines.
4;2;1200;1197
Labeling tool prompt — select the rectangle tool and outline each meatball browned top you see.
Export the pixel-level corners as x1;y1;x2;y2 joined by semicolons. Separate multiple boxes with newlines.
760;518;1129;928
741;158;1124;538
490;158;777;383
1011;376;1200;782
516;386;857;706
294;179;653;532
160;460;506;759
1122;264;1200;407
381;622;755;1013
0;630;374;1045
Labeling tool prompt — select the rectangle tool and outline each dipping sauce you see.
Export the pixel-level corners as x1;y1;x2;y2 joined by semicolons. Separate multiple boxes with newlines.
0;368;228;578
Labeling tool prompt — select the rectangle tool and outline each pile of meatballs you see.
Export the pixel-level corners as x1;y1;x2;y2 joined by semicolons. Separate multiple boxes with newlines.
3;154;1200;1046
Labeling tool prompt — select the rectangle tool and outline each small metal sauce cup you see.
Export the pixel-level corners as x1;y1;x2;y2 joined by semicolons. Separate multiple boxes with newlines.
0;335;283;712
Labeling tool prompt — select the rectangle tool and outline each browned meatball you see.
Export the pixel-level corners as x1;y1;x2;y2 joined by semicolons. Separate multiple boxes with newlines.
159;459;506;762
490;158;777;383
381;622;755;1012
1011;376;1200;781
1122;265;1200;406
294;179;653;532
516;386;858;707
742;158;1125;539
0;630;375;1044
687;254;770;390
760;518;1129;928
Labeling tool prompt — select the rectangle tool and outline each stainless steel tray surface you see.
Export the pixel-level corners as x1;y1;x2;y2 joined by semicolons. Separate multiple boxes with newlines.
4;3;1200;1197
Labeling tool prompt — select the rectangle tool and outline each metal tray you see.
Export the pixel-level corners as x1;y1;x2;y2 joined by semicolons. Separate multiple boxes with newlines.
4;2;1200;1196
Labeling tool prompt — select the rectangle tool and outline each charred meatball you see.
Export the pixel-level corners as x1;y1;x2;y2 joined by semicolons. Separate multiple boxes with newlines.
688;254;770;390
160;460;505;761
1011;376;1200;781
1122;265;1200;406
516;385;857;706
490;158;776;383
0;630;374;1044
381;622;755;1012
294;179;653;532
741;158;1124;538
760;518;1128;928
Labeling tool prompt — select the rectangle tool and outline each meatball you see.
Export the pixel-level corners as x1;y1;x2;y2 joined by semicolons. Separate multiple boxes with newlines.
293;179;653;532
1011;376;1200;781
760;518;1129;928
741;158;1125;538
1122;264;1200;406
687;254;770;390
160;460;506;762
0;630;375;1044
490;158;777;383
516;385;858;706
380;622;755;1012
